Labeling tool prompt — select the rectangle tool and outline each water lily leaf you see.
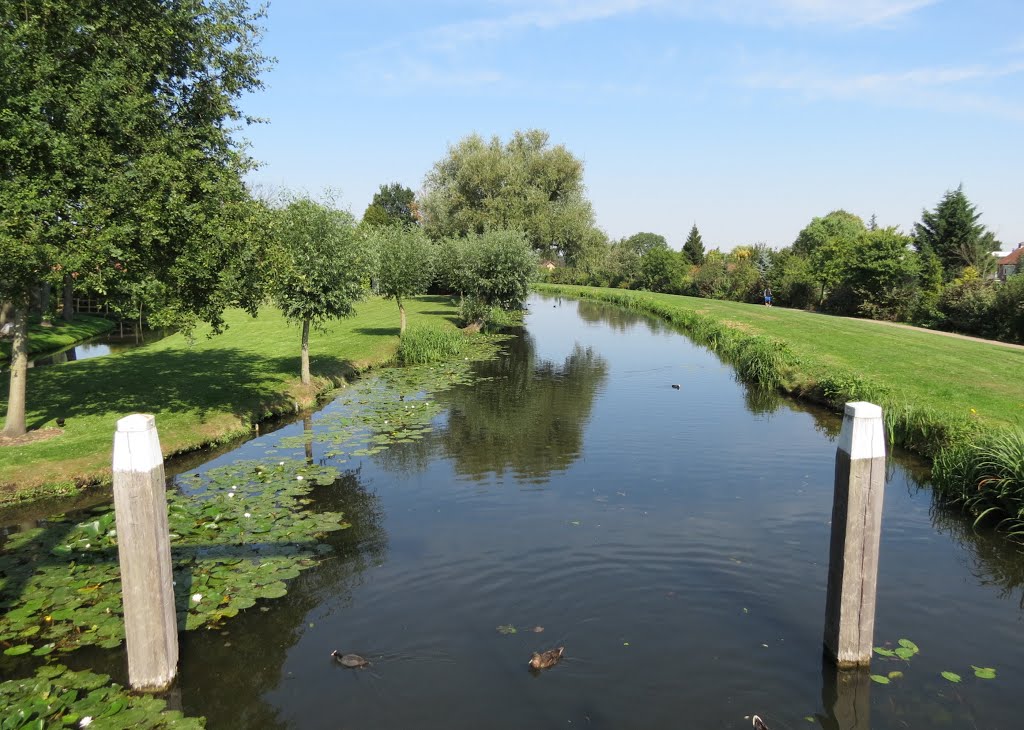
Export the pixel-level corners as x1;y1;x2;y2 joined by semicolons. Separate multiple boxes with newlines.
870;674;890;685
897;638;919;653
972;666;997;679
873;647;896;657
887;671;903;679
941;671;962;683
3;644;33;656
894;647;916;660
496;624;517;635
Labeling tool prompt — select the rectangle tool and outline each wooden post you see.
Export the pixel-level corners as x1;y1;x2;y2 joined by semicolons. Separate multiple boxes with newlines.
112;414;178;691
823;401;886;668
820;659;872;729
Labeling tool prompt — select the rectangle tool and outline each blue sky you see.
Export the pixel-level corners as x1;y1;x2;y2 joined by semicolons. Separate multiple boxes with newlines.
242;0;1024;250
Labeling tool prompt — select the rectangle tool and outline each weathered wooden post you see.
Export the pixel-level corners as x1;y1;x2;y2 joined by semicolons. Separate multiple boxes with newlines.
113;414;178;691
820;659;872;729
823;401;886;668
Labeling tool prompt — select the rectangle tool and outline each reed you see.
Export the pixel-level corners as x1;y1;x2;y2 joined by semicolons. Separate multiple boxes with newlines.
397;324;466;365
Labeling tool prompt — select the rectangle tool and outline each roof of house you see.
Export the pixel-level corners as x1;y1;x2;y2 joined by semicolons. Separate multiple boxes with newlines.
998;246;1024;266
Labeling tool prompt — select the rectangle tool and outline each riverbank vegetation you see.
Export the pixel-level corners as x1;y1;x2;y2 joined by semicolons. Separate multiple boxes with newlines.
0;297;460;501
547;188;1023;345
537;284;1024;533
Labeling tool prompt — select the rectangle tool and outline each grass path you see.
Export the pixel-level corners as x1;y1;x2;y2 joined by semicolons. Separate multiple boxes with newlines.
537;284;1024;436
0;295;460;500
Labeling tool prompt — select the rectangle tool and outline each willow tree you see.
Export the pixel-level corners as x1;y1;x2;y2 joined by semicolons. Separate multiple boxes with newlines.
273;197;370;385
0;0;269;437
369;226;434;334
421;130;598;264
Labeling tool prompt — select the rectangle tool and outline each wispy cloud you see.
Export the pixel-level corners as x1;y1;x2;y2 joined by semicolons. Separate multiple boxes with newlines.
742;59;1024;119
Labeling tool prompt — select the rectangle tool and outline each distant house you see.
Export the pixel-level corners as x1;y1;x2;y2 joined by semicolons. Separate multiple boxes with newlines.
540;260;557;271
996;244;1024;282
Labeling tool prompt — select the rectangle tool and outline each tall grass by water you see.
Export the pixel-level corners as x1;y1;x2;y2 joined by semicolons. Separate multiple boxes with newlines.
537;283;1024;537
397;325;466;365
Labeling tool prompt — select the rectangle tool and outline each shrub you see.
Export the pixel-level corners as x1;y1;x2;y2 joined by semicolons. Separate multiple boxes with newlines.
937;277;997;337
991;274;1024;343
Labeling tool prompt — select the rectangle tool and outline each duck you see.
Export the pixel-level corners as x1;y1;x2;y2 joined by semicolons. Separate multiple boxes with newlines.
330;650;370;668
528;646;564;670
670;384;680;390
752;716;769;730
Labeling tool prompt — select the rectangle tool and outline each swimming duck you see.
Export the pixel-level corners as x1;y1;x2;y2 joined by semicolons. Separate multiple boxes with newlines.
528;646;565;670
330;650;370;668
752;716;769;730
671;384;680;390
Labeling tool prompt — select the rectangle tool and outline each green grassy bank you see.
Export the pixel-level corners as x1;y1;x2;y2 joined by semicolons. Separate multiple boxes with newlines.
1;315;115;362
537;284;1024;529
0;296;461;501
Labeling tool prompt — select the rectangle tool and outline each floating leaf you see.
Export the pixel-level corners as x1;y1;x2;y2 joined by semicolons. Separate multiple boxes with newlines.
941;671;962;683
895;647;916;660
897;638;919;653
972;666;997;679
887;671;903;679
870;674;890;685
496;624;517;635
873;647;896;657
3;644;33;656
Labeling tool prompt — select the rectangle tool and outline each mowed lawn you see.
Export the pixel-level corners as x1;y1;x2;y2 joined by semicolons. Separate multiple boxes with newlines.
0;295;460;495
537;284;1024;431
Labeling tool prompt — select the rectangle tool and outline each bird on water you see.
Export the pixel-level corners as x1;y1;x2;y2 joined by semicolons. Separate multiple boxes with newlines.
528;646;565;670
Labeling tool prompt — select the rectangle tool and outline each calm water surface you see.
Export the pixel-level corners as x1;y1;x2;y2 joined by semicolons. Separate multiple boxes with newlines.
17;294;1024;728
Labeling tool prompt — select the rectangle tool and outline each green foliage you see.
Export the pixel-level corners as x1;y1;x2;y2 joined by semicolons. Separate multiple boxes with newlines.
844;227;921;321
624;232;668;255
398;325;466;364
793;210;867;305
463;229;538;310
933;428;1024;534
272;196;370;326
421;129;598;262
937;275;998;337
0;664;205;728
692;256;730;299
991;274;1024;343
915;185;1001;280
682;224;706;265
638;246;683;293
368;225;434;331
362;183;418;227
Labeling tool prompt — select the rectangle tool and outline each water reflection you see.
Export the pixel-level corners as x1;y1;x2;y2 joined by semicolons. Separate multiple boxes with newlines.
435;330;608;483
575;299;667;334
818;660;872;730
177;468;387;728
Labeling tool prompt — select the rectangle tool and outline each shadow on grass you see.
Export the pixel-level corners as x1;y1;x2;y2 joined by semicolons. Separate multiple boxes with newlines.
7;348;359;431
353;327;400;337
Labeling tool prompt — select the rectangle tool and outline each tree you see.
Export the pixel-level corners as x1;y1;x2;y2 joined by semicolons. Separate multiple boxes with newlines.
682;224;706;265
362;183;419;228
624;232;668;255
915;186;1001;280
793;210;866;306
421;130;598;262
638;246;683;293
272;197;370;385
465;229;537;310
369;226;434;333
844;227;920;320
0;0;269;437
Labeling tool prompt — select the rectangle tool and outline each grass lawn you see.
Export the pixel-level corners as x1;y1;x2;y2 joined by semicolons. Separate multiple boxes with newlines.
537;284;1024;434
0;295;461;499
1;315;115;362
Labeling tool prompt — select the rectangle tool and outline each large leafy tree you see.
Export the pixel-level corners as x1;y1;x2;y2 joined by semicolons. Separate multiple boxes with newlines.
362;183;419;228
272;197;371;386
0;0;269;437
792;210;866;306
915;186;1001;280
421;130;598;262
369;226;434;333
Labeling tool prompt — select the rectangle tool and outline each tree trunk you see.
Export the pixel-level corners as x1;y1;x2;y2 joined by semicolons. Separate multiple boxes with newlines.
63;274;75;321
399;299;406;334
2;307;30;438
300;317;311;385
0;300;13;326
40;282;52;327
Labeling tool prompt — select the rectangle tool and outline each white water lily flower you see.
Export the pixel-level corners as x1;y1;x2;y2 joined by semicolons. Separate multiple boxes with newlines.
228;493;235;498
79;718;93;728
244;512;251;518
278;461;285;465
192;594;202;603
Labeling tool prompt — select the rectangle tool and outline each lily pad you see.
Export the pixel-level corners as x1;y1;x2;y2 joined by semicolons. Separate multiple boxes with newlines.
972;665;997;679
941;671;962;683
870;674;890;685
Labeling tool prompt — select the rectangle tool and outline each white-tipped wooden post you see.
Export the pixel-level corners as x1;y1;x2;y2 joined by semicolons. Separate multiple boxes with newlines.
823;402;886;668
113;414;178;691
